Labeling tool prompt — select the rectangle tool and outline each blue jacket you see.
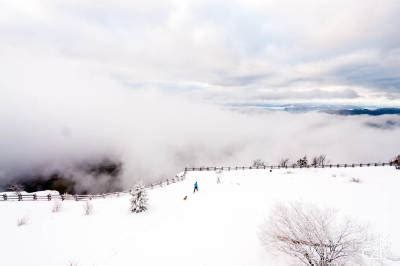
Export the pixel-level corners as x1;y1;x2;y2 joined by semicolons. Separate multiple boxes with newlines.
194;181;198;188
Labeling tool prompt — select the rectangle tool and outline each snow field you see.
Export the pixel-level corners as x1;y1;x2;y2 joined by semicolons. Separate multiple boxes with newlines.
0;166;399;265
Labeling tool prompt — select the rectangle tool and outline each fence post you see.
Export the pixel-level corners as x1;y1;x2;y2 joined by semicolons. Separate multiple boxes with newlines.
61;194;65;201
74;195;78;201
2;194;7;201
33;194;37;200
47;194;51;201
18;193;22;201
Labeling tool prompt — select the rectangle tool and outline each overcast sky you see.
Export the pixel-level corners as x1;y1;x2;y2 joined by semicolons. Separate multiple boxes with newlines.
1;0;399;106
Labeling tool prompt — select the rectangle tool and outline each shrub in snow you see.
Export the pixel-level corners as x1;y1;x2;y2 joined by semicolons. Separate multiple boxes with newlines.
17;216;29;226
130;185;148;213
350;177;361;183
52;200;62;213
259;202;369;265
83;201;93;216
252;159;266;168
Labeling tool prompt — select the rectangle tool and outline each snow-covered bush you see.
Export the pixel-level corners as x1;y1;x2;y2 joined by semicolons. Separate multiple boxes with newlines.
83;201;93;216
350;177;361;183
17;216;29;226
52;200;62;213
130;185;148;213
252;159;266;168
259;202;369;265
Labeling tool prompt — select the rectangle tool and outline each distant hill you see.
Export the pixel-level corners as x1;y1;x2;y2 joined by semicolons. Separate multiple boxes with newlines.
324;108;400;116
231;103;400;116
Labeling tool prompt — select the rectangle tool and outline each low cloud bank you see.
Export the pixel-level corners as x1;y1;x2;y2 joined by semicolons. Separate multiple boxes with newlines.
1;52;400;192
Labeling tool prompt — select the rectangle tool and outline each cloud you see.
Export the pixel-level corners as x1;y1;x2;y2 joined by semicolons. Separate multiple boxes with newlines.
0;0;400;191
0;0;399;105
0;47;400;192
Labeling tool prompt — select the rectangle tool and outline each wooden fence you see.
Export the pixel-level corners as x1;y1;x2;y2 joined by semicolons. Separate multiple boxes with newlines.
0;175;186;202
184;162;394;172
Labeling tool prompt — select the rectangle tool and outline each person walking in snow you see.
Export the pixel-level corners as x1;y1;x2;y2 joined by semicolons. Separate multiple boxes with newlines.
193;181;199;193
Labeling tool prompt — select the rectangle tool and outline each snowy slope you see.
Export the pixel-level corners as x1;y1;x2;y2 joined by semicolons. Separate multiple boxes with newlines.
0;166;399;266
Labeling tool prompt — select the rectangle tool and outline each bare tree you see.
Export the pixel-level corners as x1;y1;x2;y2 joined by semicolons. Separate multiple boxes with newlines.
318;155;328;166
311;155;329;167
279;158;290;167
259;202;369;265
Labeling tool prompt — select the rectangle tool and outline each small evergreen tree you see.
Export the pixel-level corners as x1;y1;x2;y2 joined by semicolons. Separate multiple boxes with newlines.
296;156;308;167
130;184;148;213
391;155;400;167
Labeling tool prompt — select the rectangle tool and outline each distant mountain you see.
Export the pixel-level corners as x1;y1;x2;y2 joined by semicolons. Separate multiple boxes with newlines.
230;103;400;116
324;108;400;116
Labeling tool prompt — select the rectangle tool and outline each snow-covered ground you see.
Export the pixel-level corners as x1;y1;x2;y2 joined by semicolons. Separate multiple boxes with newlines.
0;166;399;265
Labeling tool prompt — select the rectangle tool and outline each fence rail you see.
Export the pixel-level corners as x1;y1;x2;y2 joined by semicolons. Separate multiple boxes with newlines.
184;162;395;172
0;175;186;202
